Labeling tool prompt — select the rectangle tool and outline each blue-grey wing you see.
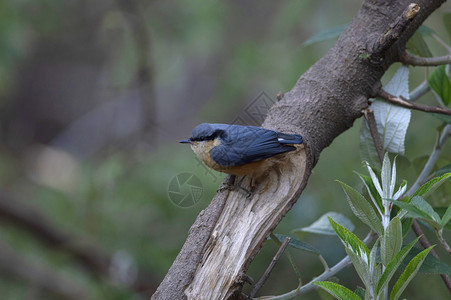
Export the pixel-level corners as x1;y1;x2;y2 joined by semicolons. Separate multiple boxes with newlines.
210;125;302;167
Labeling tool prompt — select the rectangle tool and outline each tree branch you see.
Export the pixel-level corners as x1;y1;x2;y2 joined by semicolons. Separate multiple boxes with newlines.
363;108;385;164
378;89;451;116
410;80;429;101
153;1;447;299
368;3;420;65
401;51;451;66
248;237;291;299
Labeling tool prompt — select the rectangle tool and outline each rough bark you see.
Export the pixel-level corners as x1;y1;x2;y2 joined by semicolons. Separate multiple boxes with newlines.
153;1;446;299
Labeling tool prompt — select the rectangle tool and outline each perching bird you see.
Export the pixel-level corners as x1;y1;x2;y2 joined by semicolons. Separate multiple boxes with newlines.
180;123;303;176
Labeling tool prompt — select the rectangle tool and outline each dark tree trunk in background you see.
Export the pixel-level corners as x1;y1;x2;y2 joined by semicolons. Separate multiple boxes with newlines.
153;1;447;299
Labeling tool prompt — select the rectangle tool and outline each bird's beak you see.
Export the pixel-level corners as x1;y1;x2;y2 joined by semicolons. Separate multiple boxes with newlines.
179;139;192;144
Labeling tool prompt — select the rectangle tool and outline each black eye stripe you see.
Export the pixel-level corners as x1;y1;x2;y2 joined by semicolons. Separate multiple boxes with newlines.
191;130;223;142
191;136;211;142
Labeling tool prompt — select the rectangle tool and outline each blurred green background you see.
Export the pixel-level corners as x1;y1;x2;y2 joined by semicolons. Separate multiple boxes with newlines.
0;0;450;299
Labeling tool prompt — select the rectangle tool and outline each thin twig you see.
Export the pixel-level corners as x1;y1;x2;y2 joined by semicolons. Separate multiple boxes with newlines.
411;221;440;265
410;80;429;102
363;108;385;164
411;220;451;293
265;232;376;300
249;237;291;299
407;125;451;196
437;231;451;253
283;250;303;284
269;233;303;283
401;52;451;66
432;33;451;53
317;254;330;272
378;89;451;116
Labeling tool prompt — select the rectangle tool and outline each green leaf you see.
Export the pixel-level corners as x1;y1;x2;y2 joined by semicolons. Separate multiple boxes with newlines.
440;206;451;227
303;25;347;46
429;65;451;106
381;152;393;199
294;212;355;236
413;172;451;199
273;234;320;254
410;196;441;223
369;240;383;288
390;246;434;300
356;173;383;210
435;164;451;177
435;207;451;231
406;30;432;57
314;281;360;300
345;246;371;288
381;217;402;266
387;198;435;222
354;286;366;300
376;237;420;296
389;198;442;231
337;181;384;234
375;244;451;275
329;218;370;259
317;285;336;300
406;247;451;275
390;180;408;216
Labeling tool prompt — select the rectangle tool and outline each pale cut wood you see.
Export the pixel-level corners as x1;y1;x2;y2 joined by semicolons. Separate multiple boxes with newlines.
185;147;307;299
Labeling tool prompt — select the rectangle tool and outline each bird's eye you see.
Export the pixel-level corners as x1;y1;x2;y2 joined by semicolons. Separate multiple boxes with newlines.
213;129;224;139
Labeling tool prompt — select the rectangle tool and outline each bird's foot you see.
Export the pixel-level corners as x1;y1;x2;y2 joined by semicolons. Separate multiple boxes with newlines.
218;175;254;198
218;184;252;198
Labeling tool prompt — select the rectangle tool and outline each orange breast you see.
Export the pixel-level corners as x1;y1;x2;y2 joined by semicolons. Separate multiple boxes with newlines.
211;159;267;176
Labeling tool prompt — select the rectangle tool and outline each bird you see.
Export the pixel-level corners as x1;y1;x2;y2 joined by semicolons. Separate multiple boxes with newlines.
180;123;303;177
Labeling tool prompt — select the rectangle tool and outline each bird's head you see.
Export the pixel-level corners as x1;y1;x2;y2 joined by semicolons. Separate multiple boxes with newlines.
179;123;226;144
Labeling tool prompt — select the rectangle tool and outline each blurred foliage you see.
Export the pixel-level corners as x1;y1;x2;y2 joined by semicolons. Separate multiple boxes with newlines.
0;0;450;299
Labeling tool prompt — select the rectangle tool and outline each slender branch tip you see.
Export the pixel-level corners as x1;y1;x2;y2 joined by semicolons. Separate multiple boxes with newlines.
378;89;451;116
401;51;451;66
